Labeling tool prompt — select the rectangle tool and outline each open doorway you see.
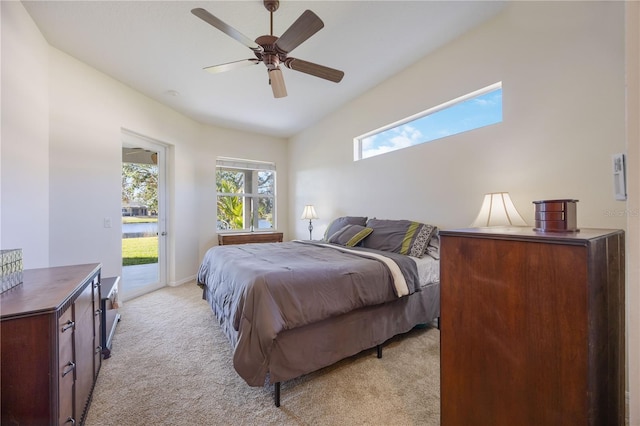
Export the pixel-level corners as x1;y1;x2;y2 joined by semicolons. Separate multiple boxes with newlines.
121;130;167;300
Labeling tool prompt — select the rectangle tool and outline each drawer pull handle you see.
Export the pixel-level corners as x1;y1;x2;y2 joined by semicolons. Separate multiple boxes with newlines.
62;361;75;377
65;417;76;425
61;320;75;332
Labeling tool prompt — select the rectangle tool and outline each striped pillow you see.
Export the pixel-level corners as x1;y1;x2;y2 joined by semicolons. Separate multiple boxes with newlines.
362;219;437;257
327;225;373;247
323;216;368;241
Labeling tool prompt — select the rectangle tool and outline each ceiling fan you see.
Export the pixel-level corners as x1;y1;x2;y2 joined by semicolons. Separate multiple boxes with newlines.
123;148;158;165
191;0;345;99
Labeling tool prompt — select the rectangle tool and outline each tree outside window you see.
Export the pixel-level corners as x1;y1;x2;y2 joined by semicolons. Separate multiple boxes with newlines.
216;158;275;232
122;162;158;214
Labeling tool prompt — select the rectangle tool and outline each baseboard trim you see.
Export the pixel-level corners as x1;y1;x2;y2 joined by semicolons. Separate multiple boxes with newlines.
170;274;196;287
626;390;630;426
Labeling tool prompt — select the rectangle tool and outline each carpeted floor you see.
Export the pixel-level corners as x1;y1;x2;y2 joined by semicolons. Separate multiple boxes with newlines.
85;282;441;425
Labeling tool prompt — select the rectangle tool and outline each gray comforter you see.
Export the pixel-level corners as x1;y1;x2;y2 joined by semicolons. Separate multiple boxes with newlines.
197;240;419;386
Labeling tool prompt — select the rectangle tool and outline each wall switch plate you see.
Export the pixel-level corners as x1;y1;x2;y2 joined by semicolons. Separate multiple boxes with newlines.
103;217;112;228
613;153;627;201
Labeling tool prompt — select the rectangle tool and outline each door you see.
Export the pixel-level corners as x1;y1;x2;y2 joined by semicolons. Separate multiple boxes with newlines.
121;130;168;300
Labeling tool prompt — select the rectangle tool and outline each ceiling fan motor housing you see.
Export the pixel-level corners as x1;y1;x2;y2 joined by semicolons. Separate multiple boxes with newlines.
255;35;285;70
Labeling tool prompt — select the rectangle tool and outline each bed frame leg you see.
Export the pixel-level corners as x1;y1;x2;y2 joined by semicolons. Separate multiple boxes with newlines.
376;344;382;359
274;382;281;407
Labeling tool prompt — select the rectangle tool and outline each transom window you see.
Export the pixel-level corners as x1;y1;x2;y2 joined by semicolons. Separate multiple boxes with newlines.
216;157;276;232
354;82;503;160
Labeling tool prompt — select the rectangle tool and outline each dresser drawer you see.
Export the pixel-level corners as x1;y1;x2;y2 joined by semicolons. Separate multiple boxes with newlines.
58;309;75;370
58;309;75;425
76;281;94;317
93;306;102;377
58;368;74;425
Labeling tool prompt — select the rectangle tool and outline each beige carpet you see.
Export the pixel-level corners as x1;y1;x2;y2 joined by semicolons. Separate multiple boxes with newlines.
85;282;441;426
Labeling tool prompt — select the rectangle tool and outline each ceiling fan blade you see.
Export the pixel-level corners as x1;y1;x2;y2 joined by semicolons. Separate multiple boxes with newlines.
204;59;261;74
269;68;287;98
284;58;344;83
275;10;324;54
191;8;263;53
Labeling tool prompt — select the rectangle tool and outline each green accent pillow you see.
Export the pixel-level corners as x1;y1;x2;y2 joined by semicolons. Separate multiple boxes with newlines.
327;225;374;247
323;216;368;240
362;219;437;257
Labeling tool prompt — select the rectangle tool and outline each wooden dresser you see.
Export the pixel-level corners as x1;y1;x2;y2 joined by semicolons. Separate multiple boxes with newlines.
218;232;283;246
1;263;103;426
440;228;624;426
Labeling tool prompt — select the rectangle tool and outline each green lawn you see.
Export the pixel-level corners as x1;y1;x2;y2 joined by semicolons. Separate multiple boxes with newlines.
122;236;158;266
122;216;158;224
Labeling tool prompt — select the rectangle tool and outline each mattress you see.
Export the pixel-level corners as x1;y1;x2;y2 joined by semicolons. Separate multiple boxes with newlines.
411;253;440;288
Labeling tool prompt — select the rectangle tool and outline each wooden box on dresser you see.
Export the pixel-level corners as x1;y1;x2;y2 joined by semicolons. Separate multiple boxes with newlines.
440;228;624;426
1;263;103;426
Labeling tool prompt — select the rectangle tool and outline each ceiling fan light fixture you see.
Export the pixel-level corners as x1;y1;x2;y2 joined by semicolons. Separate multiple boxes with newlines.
263;53;280;70
269;68;287;98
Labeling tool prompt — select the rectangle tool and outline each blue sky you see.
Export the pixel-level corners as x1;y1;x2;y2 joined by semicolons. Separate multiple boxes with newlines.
361;88;503;159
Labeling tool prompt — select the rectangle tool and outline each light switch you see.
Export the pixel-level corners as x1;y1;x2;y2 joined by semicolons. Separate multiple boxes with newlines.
104;217;112;228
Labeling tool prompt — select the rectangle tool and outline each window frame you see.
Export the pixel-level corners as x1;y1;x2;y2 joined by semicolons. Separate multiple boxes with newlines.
215;157;276;233
354;82;503;160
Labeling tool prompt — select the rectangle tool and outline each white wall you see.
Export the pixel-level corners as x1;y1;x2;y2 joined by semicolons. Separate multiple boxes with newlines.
288;0;637;420
288;1;626;238
194;125;288;258
47;47;288;284
1;1;288;285
0;1;50;268
626;2;639;423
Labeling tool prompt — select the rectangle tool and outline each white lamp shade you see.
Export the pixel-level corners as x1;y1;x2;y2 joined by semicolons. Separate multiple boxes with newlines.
471;192;527;227
300;205;318;220
269;68;287;98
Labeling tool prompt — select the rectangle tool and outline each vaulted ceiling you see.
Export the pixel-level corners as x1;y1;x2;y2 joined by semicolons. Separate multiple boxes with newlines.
23;1;507;137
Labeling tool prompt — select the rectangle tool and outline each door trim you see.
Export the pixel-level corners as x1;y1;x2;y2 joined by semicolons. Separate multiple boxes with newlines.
121;128;169;300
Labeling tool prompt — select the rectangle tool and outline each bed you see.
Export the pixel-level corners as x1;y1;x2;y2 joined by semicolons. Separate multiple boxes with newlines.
197;217;441;406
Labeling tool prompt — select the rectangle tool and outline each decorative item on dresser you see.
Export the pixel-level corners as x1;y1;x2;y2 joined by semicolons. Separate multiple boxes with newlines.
532;199;579;232
439;227;625;426
0;248;23;293
1;263;103;426
218;232;283;245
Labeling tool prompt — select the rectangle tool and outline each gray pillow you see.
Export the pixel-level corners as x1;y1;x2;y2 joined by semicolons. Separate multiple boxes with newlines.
327;224;373;247
324;216;368;240
362;218;437;257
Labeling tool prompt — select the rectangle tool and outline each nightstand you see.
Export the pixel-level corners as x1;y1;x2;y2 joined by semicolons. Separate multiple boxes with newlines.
218;232;283;245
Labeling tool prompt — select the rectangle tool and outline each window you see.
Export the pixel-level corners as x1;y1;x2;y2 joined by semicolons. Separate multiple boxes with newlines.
216;157;276;232
354;82;503;160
